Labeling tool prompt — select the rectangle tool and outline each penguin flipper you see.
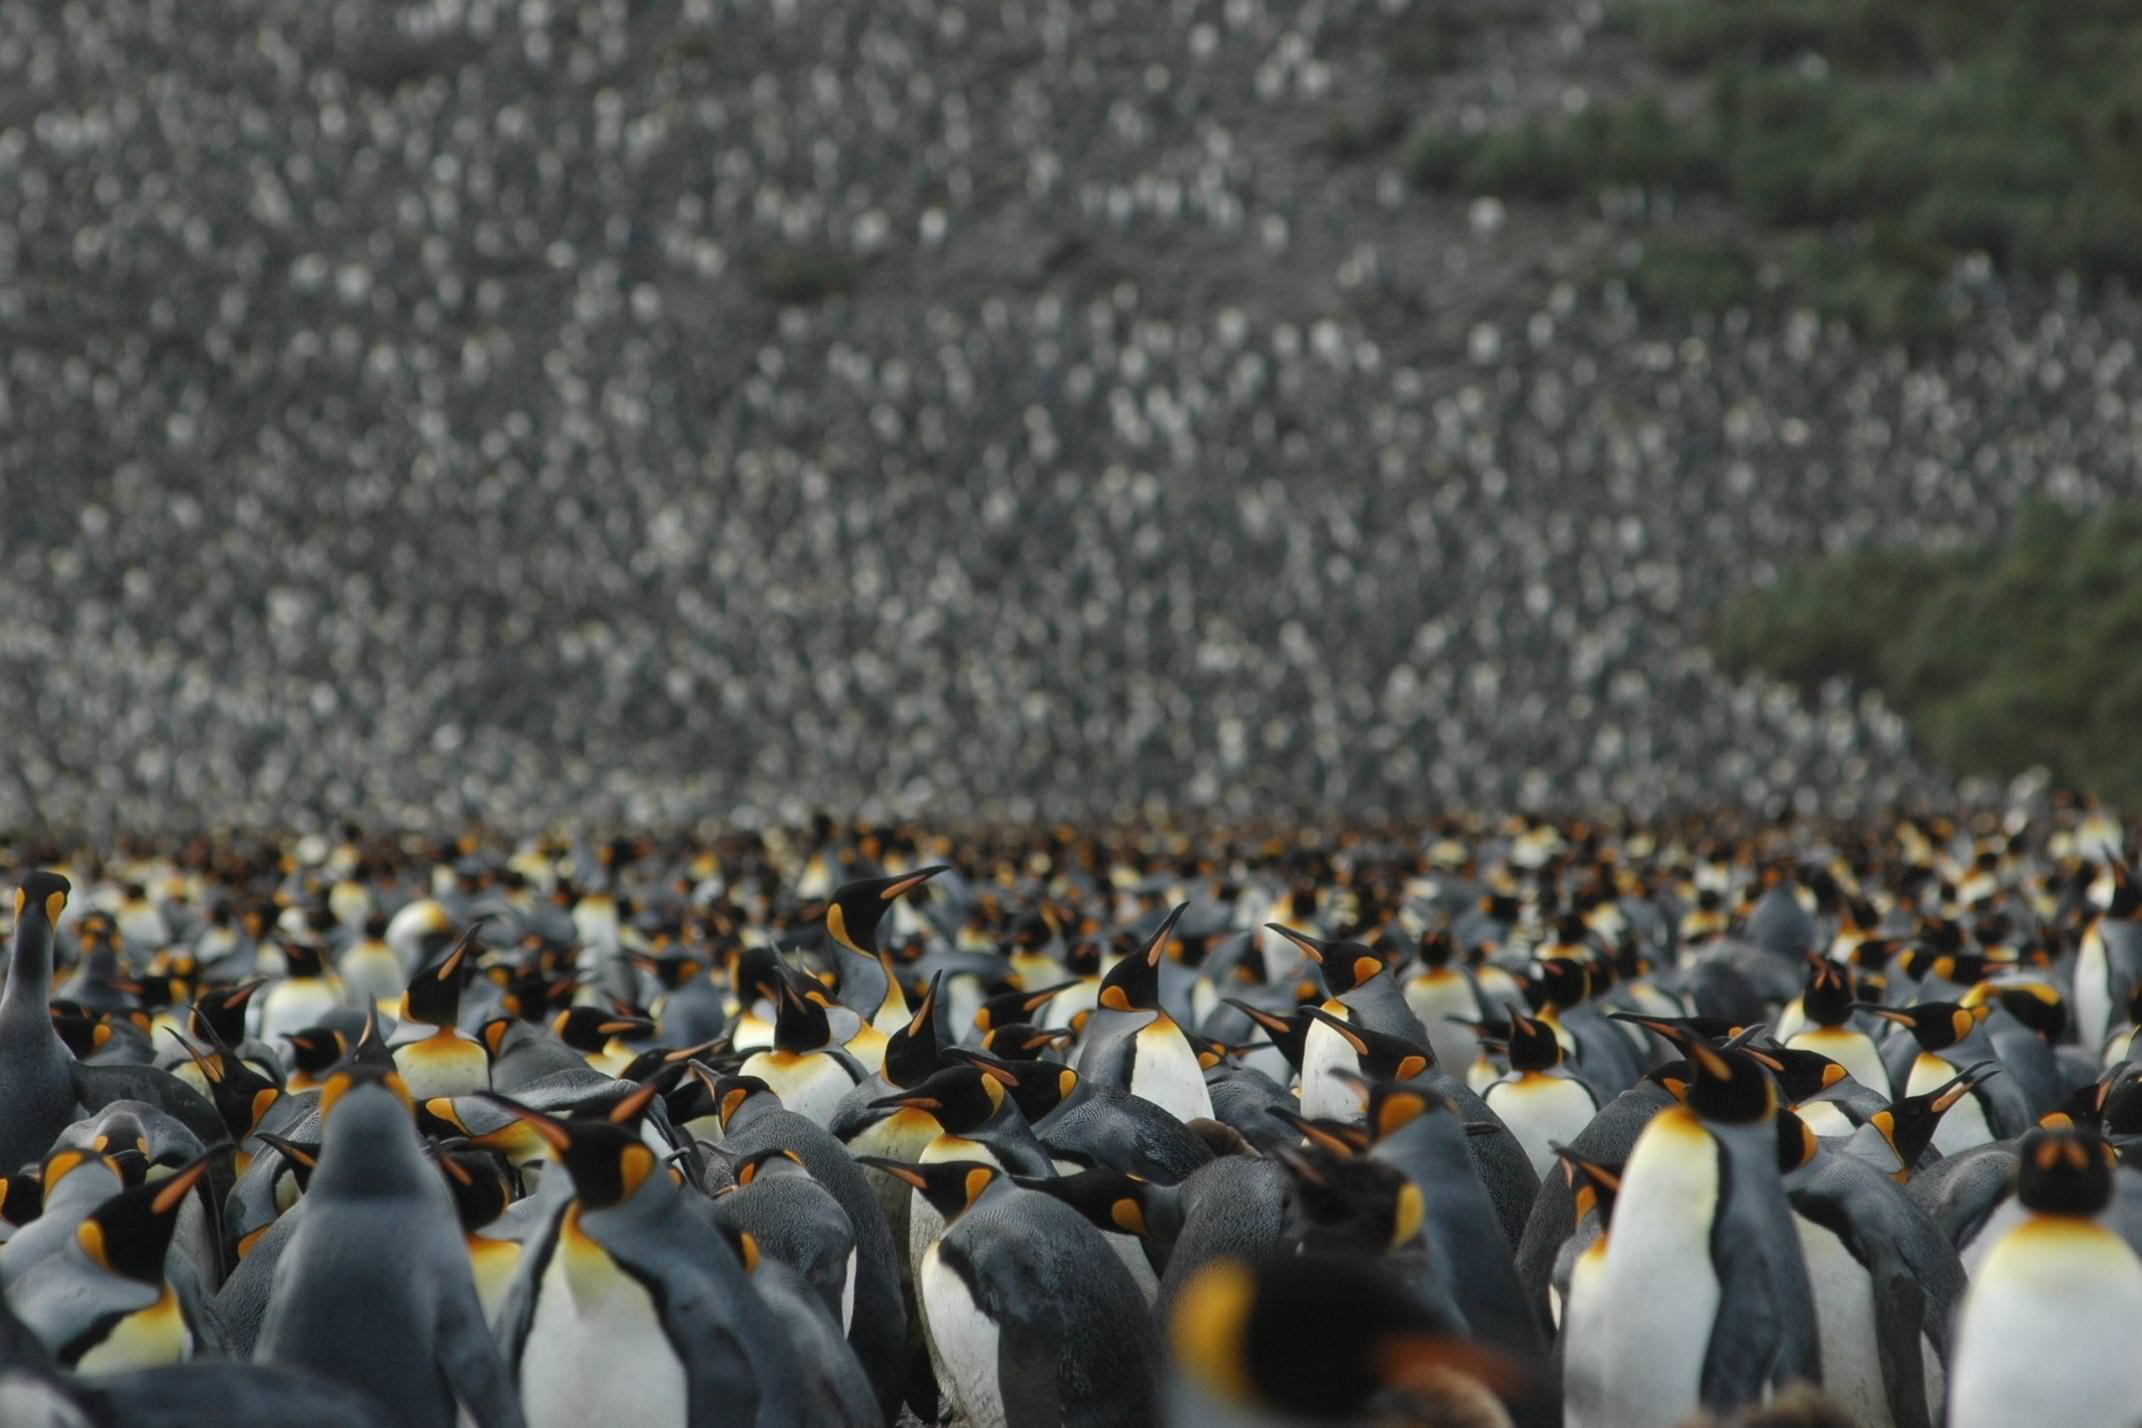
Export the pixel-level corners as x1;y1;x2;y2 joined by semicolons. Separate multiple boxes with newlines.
1700;1225;1821;1410
1870;1268;1935;1428
435;1278;527;1428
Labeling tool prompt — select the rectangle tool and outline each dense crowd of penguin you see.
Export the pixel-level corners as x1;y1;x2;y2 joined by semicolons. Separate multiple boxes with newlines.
3;811;2142;1427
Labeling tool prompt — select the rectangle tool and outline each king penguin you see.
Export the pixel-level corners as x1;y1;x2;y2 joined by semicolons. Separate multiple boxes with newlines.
1785;957;1888;1094
1264;921;1430;1121
255;1064;523;1428
865;1157;1161;1428
1569;1039;1819;1427
5;1149;223;1370
3;872;80;1172
1485;1012;1602;1180
1073;904;1213;1124
1949;1126;2142;1428
488;1081;804;1428
389;920;492;1099
825;866;949;1061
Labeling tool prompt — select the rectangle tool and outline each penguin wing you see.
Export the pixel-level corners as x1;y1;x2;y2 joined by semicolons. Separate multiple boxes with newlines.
9;1261;152;1364
493;1197;566;1372
1798;1171;1947;1428
1702;1176;1822;1407
433;1265;525;1428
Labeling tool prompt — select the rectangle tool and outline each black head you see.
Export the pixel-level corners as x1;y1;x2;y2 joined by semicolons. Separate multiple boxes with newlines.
1300;1006;1435;1082
1800;958;1855;1027
0;1168;45;1226
1505;1013;1562;1073
2015;1126;2118;1216
1764;1046;1849;1103
1360;1081;1459;1145
551;1006;657;1053
403;918;488;1027
1097;903;1189;1014
1012;1166;1152;1238
770;972;835;1053
882;972;946;1088
431;1145;514;1232
78;1149;225;1283
974;979;1078;1034
1268;1106;1373;1157
1860;1001;1985;1053
1170;1253;1522;1420
1264;924;1386;996
278;938;329;980
1553;1147;1622;1229
1680;1041;1778;1126
191;981;264;1048
174;1032;285;1140
476;1081;668;1210
870;1064;1008;1134
1878;1063;1998;1169
1524;958;1591;1012
1222;998;1310;1071
13;870;70;928
253;1133;320;1194
685;1068;775;1133
854;1156;999;1221
826;866;948;957
1774;1107;1820;1174
1280;1145;1425;1256
945;1047;1079;1121
281;1027;349;1077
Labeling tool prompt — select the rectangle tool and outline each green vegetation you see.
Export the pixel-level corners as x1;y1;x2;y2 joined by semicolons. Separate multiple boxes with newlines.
1711;502;2142;805
1402;0;2142;340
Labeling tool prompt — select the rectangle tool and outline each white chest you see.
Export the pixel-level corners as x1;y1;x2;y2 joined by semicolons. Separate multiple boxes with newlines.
1952;1220;2142;1428
1591;1111;1723;1428
1128;1015;1215;1124
920;1241;1007;1428
520;1233;687;1428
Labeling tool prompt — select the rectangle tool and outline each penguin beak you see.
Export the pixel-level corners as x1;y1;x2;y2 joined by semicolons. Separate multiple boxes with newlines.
1300;1005;1370;1055
149;1147;230;1216
1262;923;1324;963
854;1156;928;1190
1138;903;1190;968
881;866;949;902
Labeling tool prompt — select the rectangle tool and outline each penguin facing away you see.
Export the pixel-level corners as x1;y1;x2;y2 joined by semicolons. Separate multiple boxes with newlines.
1949;1126;2142;1428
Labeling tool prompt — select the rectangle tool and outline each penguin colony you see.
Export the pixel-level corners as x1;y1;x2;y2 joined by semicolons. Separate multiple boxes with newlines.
3;811;2142;1428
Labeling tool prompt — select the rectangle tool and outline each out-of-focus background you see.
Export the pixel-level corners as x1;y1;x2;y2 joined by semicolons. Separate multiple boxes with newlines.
1;0;2135;831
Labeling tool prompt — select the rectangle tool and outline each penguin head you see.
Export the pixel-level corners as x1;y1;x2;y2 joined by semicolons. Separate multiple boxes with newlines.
0;1166;44;1227
476;1078;669;1210
1505;1012;1562;1073
401;918;487;1028
174;1031;287;1142
972;979;1078;1034
277;937;330;981
944;1047;1080;1121
1774;1106;1821;1174
1961;978;2066;1041
688;1069;775;1134
1871;1061;1997;1171
280;1027;349;1079
1221;998;1311;1071
825;866;948;957
1010;1166;1153;1239
1358;1081;1458;1144
1278;1145;1426;1256
856;1156;1000;1221
76;1149;224;1283
1170;1254;1523;1423
769;972;836;1052
869;1063;1008;1134
2015;1125;2118;1216
1415;928;1457;971
1858;1000;1986;1052
252;1133;320;1195
318;1060;414;1121
550;1006;657;1054
12;869;70;928
1097;902;1188;1013
1524;957;1591;1013
1677;1040;1778;1126
1553;1147;1622;1230
433;1145;515;1231
1763;1046;1850;1103
726;1146;807;1189
1800;957;1856;1027
190;980;264;1048
882;971;945;1088
1268;1104;1370;1164
1299;1005;1435;1082
1264;923;1386;996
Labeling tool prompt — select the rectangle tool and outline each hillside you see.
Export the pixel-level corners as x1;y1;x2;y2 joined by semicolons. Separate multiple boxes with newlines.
2;0;2136;829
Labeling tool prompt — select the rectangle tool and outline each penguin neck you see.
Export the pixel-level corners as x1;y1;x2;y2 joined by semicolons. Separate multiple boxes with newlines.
1;918;57;1030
